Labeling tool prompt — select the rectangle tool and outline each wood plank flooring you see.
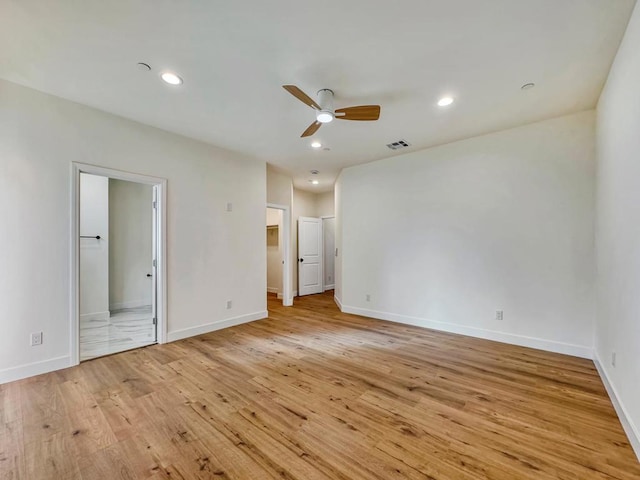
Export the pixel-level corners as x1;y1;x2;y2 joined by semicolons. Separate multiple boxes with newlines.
1;291;638;479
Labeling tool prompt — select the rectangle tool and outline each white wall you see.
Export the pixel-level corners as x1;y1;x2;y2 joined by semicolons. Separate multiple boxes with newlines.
267;165;293;207
317;191;335;218
266;208;283;294
595;1;640;456
337;111;596;358
79;173;109;318
109;179;153;310
0;79;266;382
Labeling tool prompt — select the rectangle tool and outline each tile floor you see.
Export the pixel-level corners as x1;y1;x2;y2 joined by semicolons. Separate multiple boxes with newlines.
80;305;156;361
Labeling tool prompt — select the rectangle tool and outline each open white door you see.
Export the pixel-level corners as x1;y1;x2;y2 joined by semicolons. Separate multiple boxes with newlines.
298;216;323;296
151;185;159;341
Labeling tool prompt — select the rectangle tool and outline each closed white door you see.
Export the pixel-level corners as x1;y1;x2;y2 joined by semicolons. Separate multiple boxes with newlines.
298;217;323;296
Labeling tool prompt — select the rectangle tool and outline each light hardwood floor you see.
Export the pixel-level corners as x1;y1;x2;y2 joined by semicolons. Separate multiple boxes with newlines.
1;291;638;479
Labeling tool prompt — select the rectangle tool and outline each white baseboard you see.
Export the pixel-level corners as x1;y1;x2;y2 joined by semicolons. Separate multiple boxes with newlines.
324;284;335;291
340;304;592;359
110;300;149;311
293;290;298;297
80;310;110;321
0;355;72;385
167;310;268;343
334;295;343;310
593;353;640;460
277;292;284;300
266;287;279;294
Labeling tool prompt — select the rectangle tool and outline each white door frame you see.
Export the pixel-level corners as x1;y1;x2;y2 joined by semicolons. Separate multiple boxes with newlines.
321;216;335;291
267;203;292;306
71;162;168;365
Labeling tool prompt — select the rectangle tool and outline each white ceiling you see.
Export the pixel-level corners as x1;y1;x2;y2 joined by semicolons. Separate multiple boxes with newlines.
1;0;635;192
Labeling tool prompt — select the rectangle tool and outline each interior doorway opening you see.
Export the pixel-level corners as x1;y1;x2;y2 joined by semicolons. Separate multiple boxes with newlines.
72;163;166;364
322;216;336;292
266;203;292;306
296;215;336;296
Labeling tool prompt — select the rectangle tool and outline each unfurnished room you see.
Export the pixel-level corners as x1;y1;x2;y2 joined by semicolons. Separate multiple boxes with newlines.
1;1;640;479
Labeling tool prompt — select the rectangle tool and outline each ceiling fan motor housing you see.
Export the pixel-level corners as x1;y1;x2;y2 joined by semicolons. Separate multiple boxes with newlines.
316;89;335;123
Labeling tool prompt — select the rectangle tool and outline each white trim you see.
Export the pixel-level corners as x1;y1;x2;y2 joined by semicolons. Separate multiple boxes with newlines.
167;310;268;342
334;295;343;310
593;353;640;460
340;304;592;359
324;284;335;291
71;162;168;368
277;292;284;300
267;203;293;306
80;311;110;321
0;356;72;385
293;290;298;297
266;287;279;294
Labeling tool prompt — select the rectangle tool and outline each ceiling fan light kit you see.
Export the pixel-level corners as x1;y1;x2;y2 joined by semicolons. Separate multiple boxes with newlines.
316;111;334;123
283;85;381;137
316;89;335;123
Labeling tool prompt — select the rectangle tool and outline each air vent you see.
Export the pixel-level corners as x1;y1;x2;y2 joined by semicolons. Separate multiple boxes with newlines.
386;139;411;150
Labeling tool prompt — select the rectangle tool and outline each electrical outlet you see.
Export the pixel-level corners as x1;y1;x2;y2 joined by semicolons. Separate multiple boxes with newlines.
226;202;233;212
328;275;332;281
226;300;232;309
366;294;371;302
495;310;504;321
30;332;43;346
612;352;616;367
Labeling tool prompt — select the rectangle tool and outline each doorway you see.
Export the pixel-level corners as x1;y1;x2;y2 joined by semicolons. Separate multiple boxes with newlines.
266;203;292;306
297;216;335;296
71;164;166;364
322;216;335;292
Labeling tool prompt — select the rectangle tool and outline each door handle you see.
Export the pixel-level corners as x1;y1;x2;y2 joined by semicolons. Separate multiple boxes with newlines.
146;274;152;277
299;258;304;263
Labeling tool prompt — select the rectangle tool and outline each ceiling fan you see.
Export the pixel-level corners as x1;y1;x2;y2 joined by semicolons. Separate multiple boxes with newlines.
283;85;381;137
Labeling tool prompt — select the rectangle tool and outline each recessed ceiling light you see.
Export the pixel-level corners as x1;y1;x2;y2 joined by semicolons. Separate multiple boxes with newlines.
161;72;183;86
137;62;151;71
437;96;454;107
521;83;535;90
310;170;319;175
311;180;320;185
311;141;322;149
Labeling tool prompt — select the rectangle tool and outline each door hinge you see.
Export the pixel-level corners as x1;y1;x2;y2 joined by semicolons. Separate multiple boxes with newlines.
153;317;157;325
153;201;157;209
153;259;157;267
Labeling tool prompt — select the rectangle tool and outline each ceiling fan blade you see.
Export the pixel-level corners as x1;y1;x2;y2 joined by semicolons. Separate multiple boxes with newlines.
283;85;320;110
301;121;322;138
335;105;381;121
